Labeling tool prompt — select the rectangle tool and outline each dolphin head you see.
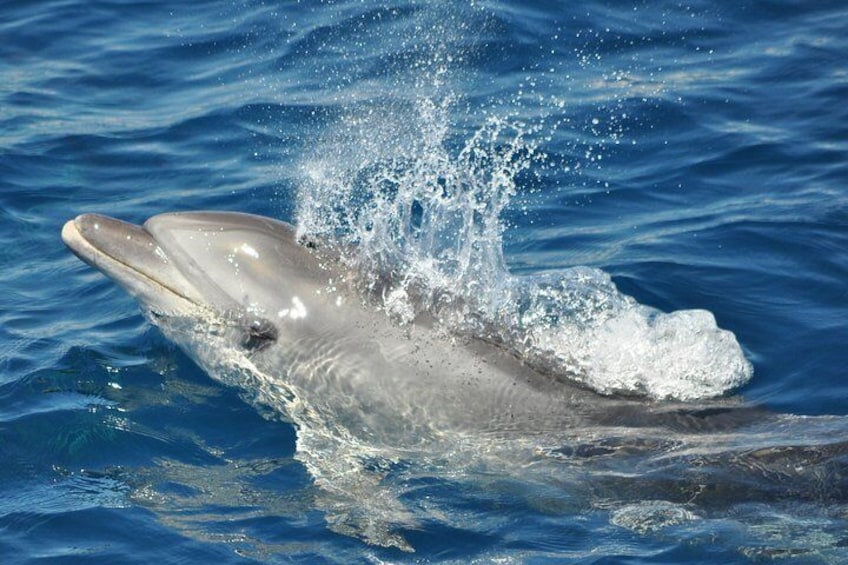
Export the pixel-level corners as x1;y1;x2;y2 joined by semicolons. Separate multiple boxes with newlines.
62;211;330;351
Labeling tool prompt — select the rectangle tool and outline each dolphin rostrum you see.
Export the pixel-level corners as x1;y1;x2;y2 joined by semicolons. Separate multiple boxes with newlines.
62;211;848;552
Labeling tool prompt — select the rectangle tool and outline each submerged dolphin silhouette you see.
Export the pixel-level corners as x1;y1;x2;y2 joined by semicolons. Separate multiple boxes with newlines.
61;211;848;552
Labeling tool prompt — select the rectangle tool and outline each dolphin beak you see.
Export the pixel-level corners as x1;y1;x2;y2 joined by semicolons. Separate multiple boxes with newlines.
63;214;156;267
62;214;203;314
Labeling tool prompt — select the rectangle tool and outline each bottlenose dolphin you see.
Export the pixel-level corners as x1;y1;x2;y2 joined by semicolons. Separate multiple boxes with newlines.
62;211;848;552
61;211;762;435
60;212;666;437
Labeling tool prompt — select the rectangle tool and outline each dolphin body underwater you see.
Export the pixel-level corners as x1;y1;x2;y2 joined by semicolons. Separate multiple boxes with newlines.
63;211;848;553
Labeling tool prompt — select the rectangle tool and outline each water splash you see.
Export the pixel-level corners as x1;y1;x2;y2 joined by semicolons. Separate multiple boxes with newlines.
297;97;532;306
294;93;752;400
295;88;753;401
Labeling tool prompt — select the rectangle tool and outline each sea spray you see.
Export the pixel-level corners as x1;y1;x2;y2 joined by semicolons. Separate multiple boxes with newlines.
295;95;753;400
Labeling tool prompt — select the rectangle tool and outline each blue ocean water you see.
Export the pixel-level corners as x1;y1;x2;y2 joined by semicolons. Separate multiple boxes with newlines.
2;0;847;563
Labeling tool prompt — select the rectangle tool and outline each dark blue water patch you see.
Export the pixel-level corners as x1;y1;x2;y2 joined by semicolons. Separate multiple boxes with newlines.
402;523;497;562
588;547;757;565
2;390;208;474
177;389;299;462
0;1;117;60
0;505;255;565
501;521;594;557
279;6;436;95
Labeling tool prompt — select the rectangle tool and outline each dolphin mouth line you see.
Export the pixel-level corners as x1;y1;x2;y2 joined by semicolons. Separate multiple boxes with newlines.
61;215;200;313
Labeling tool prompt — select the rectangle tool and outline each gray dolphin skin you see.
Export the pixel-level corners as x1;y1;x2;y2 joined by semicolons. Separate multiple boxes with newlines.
62;211;848;552
61;212;753;435
61;211;663;436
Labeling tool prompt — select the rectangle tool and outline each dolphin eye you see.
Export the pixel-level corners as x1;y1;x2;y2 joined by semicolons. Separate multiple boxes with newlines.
239;316;278;352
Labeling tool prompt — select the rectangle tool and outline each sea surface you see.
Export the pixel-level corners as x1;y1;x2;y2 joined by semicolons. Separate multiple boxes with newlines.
2;0;847;563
